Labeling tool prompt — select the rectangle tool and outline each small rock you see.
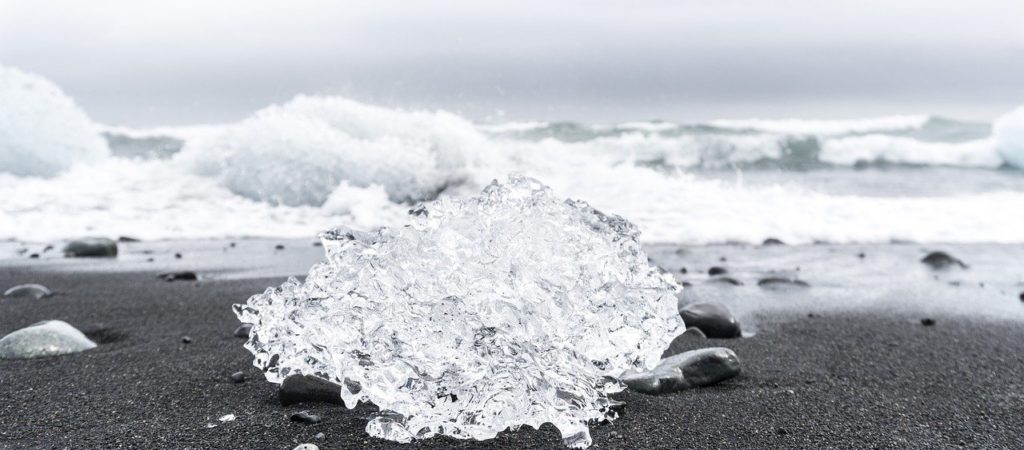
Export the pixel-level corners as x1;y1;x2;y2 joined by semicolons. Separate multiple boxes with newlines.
680;281;693;288
708;266;727;276
679;267;687;274
679;302;741;338
682;326;707;339
293;445;319;450
313;432;326;441
620;347;741;394
608;431;621;439
921;251;967;269
757;277;810;290
28;253;39;259
229;242;236;248
181;336;193;344
279;374;347;406
1019;292;1023;302
117;236;141;243
776;427;789;435
275;244;286;250
3;283;52;299
174;252;182;259
233;323;253;338
159;271;198;282
921;318;936;326
706;276;743;286
762;238;786;246
0;320;97;359
230;371;246;383
63;238;118;257
290;411;322;424
857;252;866;258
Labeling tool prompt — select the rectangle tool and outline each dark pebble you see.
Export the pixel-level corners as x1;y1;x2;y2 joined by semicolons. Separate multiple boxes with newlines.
229;242;236;248
857;252;866;258
279;374;347;406
757;277;811;289
679;302;741;338
920;251;967;269
63;238;118;257
921;318;936;326
777;427;789;435
706;276;743;286
708;267;727;276
117;236;141;242
29;253;39;259
289;411;322;424
233;323;253;338
174;253;182;259
679;267;687;274
181;336;193;344
762;238;786;246
158;271;198;282
275;244;285;250
1019;292;1023;302
230;371;246;383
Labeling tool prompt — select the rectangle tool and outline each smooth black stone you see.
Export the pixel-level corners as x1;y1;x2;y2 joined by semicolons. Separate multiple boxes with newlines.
117;236;141;242
279;375;346;406
275;244;285;250
921;251;968;269
158;271;198;282
620;347;741;394
708;267;727;276
757;277;811;289
233;323;252;338
679;267;687;274
62;238;118;257
28;253;39;259
679;302;741;338
174;253;182;259
762;238;786;246
181;336;192;344
858;252;866;258
706;276;743;286
230;371;246;383
1019;292;1024;302
289;411;322;424
921;318;936;326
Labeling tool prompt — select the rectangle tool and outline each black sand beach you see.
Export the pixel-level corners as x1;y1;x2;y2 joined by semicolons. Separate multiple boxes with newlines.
2;243;1024;449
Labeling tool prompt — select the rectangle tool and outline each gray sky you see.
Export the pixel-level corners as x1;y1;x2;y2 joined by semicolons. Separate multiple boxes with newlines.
2;0;1023;126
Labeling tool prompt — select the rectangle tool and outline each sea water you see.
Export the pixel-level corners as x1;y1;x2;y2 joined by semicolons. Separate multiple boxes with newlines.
2;65;1023;246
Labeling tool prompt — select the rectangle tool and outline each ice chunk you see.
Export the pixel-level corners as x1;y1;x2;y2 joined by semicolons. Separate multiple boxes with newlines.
234;175;683;448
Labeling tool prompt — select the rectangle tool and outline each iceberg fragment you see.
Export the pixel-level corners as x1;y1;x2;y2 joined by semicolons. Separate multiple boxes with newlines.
234;175;683;448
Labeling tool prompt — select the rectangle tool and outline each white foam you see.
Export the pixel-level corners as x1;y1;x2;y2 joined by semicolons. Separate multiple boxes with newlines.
0;66;108;177
709;115;930;135
994;106;1024;169
175;95;496;206
820;135;1001;168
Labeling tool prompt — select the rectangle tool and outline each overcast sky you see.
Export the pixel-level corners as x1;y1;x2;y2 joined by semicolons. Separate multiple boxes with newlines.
2;0;1023;126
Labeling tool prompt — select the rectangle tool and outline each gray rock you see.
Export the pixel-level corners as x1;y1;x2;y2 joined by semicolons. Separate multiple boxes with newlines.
921;251;967;269
706;276;743;286
679;302;741;338
620;347;741;394
230;371;246;383
280;374;347;406
233;323;253;338
708;266;727;276
762;238;786;246
289;411;322;424
3;283;52;299
661;327;708;358
293;445;319;450
757;277;810;289
62;238;118;257
0;320;97;359
158;271;198;282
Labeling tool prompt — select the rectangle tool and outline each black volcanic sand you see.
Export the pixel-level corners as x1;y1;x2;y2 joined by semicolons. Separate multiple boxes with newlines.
2;268;1024;449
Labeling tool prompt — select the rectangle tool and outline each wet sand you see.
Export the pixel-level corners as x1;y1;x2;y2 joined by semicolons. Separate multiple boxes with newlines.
1;242;1023;449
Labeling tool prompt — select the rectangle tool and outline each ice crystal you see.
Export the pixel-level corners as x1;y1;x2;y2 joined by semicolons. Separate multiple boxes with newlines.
234;175;683;448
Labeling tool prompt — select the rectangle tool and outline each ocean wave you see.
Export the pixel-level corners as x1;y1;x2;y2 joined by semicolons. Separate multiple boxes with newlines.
0;66;108;177
2;65;1023;244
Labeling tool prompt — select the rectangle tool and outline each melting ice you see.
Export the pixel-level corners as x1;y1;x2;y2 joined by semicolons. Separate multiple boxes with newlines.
234;175;683;448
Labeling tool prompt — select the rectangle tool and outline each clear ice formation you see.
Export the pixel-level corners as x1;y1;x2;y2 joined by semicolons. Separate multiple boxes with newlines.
234;175;684;448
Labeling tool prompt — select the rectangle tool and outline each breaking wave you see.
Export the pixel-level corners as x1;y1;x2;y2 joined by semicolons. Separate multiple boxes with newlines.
1;65;1023;244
